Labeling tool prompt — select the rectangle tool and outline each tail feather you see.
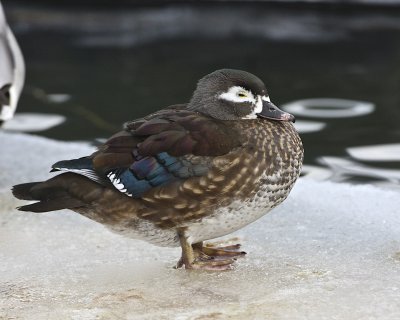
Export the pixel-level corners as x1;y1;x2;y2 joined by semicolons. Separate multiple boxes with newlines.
12;182;41;200
12;175;87;213
16;197;84;213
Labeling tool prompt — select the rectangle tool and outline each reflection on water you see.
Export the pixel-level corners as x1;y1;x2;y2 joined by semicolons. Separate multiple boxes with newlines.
347;144;400;162
46;93;71;104
4;3;400;189
317;156;400;191
293;120;326;133
288;98;399;189
282;98;374;118
301;157;400;191
301;164;332;181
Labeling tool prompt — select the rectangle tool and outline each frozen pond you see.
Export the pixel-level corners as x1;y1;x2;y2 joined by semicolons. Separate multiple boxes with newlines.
1;132;399;319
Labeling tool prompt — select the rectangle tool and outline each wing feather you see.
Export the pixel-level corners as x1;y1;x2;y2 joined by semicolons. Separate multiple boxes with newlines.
53;108;242;198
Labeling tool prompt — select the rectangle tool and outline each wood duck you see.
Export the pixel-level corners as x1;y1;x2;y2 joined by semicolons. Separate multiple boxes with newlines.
13;69;303;270
0;1;25;126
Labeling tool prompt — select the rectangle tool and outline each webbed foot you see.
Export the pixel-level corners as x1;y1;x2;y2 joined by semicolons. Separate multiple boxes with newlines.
175;234;245;271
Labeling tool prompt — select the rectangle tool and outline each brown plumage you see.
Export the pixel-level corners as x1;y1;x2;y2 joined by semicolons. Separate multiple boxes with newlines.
13;69;303;270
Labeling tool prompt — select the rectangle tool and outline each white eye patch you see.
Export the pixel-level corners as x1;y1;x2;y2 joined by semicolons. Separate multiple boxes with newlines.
218;86;257;104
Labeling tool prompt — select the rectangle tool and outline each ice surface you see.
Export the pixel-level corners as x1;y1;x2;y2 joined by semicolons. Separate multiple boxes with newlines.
1;132;400;320
2;113;66;132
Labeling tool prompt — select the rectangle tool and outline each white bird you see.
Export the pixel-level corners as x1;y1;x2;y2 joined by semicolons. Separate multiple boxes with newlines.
0;1;25;125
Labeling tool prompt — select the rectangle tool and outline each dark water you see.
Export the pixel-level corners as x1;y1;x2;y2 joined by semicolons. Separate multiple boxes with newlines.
5;3;400;188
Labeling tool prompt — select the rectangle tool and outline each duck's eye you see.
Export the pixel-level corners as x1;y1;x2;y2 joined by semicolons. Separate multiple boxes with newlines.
237;92;247;98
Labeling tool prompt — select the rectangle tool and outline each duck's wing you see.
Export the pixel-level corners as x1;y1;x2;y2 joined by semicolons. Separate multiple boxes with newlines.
52;108;242;198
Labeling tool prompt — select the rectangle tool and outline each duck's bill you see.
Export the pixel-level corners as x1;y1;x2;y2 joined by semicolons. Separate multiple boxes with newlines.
257;101;295;123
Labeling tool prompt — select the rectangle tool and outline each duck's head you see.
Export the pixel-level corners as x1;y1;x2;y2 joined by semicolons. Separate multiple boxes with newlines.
188;69;295;122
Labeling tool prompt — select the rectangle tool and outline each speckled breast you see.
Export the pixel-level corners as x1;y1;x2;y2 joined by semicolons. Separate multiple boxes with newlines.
185;120;304;244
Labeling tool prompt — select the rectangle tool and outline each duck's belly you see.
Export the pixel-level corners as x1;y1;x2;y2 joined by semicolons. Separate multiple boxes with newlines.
106;218;180;247
185;174;293;244
104;171;297;247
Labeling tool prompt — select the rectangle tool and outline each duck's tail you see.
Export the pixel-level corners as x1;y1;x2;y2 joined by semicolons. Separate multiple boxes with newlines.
12;174;86;213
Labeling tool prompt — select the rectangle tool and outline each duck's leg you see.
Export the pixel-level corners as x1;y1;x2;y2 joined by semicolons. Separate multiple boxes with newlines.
176;231;235;270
